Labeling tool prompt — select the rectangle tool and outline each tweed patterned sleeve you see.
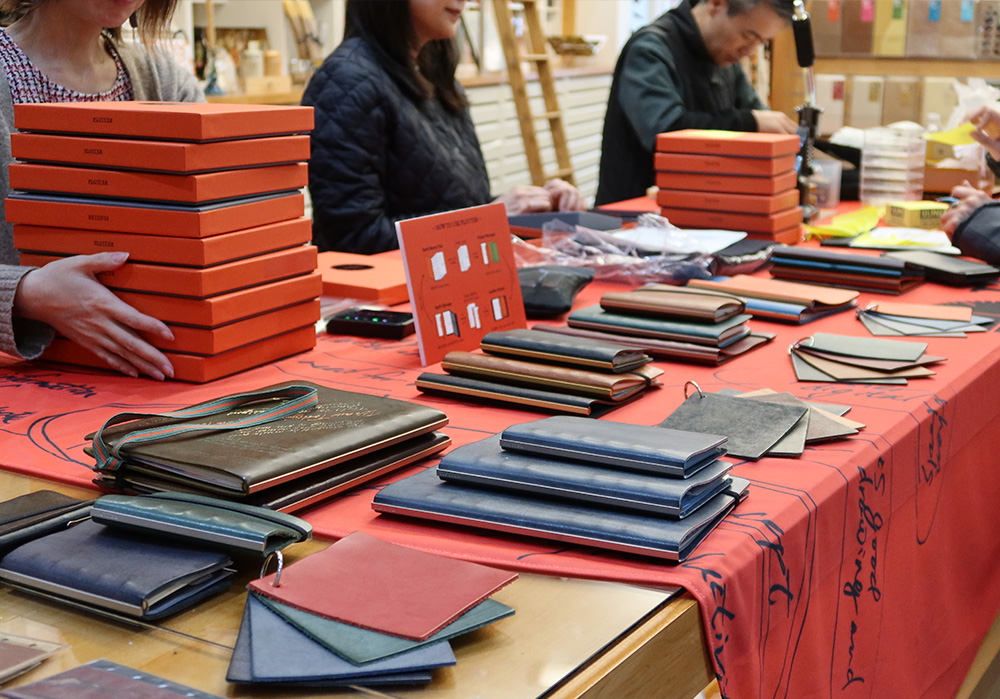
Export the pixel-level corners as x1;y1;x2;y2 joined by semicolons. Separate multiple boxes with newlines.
0;264;54;359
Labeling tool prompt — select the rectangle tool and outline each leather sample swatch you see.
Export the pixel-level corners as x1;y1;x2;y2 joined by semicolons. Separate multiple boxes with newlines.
248;531;518;640
790;333;944;384
599;286;745;323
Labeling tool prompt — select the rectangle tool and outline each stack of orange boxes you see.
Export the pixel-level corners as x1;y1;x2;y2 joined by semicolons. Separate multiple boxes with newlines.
654;129;803;244
7;102;322;382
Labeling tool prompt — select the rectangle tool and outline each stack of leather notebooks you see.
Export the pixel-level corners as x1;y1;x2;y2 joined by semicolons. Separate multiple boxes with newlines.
653;129;803;244
373;416;750;563
229;532;517;687
769;245;924;295
0;490;312;621
88;381;451;512
7;102;321;382
688;274;859;324
790;333;944;385
535;286;774;364
415;328;662;416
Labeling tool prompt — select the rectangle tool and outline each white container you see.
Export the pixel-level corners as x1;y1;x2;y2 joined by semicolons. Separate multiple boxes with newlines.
811;158;842;209
860;127;925;206
241;41;264;82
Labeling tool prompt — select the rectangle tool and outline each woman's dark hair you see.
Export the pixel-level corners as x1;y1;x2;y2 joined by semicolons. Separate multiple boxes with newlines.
0;0;178;44
344;0;466;113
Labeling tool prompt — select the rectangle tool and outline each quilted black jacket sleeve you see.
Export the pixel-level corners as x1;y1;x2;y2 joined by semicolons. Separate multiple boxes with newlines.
952;201;1000;265
303;38;492;254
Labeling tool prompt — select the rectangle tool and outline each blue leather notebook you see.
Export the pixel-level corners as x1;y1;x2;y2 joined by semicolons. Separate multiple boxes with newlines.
499;415;727;477
372;468;749;562
0;520;232;619
438;435;732;518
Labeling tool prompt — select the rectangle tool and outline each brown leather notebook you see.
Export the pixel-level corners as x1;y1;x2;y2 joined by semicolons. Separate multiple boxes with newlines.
600;286;745;323
688;274;859;309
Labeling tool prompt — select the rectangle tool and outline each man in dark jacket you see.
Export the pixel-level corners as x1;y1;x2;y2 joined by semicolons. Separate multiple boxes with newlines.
595;0;797;205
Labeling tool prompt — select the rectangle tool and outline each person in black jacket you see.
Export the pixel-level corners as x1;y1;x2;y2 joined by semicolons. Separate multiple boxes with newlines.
595;0;797;206
303;0;584;254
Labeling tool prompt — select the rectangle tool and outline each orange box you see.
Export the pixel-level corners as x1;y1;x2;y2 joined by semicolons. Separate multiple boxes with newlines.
655;129;800;158
745;225;803;245
654;152;796;176
318;251;409;305
115;271;322;326
8;162;308;203
153;299;321;354
20;245;317;298
13;218;312;267
656;188;800;215
42;325;317;383
13;102;314;142
10;133;310;173
659;205;803;234
5;192;304;238
655;170;797;195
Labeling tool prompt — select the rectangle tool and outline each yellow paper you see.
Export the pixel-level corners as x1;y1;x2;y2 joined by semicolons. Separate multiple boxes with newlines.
925;123;977;147
805;206;882;238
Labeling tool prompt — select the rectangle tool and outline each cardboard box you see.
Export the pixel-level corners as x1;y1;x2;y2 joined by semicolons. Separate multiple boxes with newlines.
114;271;322;326
920;78;959;129
815;74;846;134
747;225;803;245
154;299;321;354
907;0;977;59
882;76;921;126
884;201;949;229
811;0;843;57
8;162;308;203
922;167;993;195
656;188;799;214
873;0;907;56
655;130;799;158
846;76;884;129
43;325;317;383
654;152;796;177
20;245;318;298
13;102;314;142
13;218;312;267
318;251;410;305
9;133;310;173
840;0;875;55
658;205;803;234
655;170;797;195
5;192;304;238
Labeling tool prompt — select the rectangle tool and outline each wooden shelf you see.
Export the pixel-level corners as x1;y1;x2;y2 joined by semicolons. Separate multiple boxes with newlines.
206;88;304;105
813;56;1000;79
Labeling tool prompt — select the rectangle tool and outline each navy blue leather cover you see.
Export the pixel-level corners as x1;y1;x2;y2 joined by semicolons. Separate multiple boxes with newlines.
568;305;752;347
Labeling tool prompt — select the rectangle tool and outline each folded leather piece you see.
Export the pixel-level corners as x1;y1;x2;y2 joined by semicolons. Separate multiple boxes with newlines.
247;531;518;641
599;286;745;323
0;633;66;685
568;305;752;347
517;265;596;318
0;520;233;619
884;250;1000;286
724;389;864;442
438;435;732;517
480;328;651;373
806;332;930;362
90;492;312;556
372;467;749;562
0;491;92;555
499;415;727;477
789;352;907;385
687;274;858;323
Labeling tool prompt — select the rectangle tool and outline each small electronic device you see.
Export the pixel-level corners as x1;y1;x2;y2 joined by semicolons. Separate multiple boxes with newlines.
325;308;415;339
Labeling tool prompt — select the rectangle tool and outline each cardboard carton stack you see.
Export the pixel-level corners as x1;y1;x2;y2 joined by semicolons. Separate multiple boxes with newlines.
653;129;804;244
7;102;322;382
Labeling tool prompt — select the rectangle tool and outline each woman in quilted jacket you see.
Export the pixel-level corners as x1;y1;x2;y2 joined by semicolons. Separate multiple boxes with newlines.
303;0;585;254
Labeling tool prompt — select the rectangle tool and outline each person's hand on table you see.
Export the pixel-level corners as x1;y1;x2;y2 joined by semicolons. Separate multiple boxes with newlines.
753;109;798;135
494;184;555;215
941;180;993;234
544;178;586;212
966;105;1000;160
13;252;175;380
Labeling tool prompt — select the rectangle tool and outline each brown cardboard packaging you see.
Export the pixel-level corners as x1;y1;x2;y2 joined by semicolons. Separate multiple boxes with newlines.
654;152;796;177
318;251;409;305
655;129;799;157
656;188;799;215
655;170;798;195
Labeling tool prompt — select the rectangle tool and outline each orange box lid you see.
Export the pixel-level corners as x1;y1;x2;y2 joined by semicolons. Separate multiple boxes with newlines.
745;225;803;245
317;251;409;305
43;325;317;383
13;218;312;267
659;205;803;234
10;132;310;173
656;188;800;215
655;170;798;195
115;271;322;326
9;162;308;204
654;152;797;177
13;102;314;142
655;129;800;157
21;245;318;299
5;192;304;238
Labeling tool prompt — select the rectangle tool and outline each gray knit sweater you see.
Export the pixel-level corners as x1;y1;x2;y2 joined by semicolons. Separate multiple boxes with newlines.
0;40;204;359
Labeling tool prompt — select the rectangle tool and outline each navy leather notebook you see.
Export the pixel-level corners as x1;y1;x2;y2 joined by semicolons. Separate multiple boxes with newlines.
438;435;732;518
372;468;749;562
0;520;232;619
499;415;727;477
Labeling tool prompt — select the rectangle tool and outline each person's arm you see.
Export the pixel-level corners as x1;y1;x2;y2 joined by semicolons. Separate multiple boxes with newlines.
951;201;1000;266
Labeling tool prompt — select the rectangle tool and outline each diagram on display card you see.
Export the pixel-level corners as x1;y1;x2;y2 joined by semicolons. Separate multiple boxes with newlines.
396;202;526;365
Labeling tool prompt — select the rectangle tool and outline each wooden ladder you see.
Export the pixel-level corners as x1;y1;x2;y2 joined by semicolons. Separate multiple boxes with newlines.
492;0;575;186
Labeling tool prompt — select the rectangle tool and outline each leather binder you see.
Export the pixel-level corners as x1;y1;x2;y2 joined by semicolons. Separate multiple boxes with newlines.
0;491;92;554
600;286;746;322
480;328;650;372
567;305;752;347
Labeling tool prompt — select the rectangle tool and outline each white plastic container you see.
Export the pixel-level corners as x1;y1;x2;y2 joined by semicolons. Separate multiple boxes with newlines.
860;127;925;206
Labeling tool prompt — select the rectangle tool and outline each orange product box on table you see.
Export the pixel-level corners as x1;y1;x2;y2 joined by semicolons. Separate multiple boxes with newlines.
8;162;308;204
655;170;798;195
745;225;803;245
43;325;318;383
10;132;310;173
318;251;409;305
655;129;800;158
5;192;304;238
654;152;797;177
20;246;318;299
114;271;322;327
13;218;312;267
659;205;803;234
656;188;800;215
13;102;314;142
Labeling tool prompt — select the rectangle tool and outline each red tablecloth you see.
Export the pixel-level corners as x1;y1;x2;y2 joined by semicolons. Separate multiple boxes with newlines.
3;271;1000;699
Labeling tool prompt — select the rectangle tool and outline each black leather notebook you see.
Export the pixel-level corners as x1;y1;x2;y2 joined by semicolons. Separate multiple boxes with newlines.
0;491;92;555
884;250;1000;286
